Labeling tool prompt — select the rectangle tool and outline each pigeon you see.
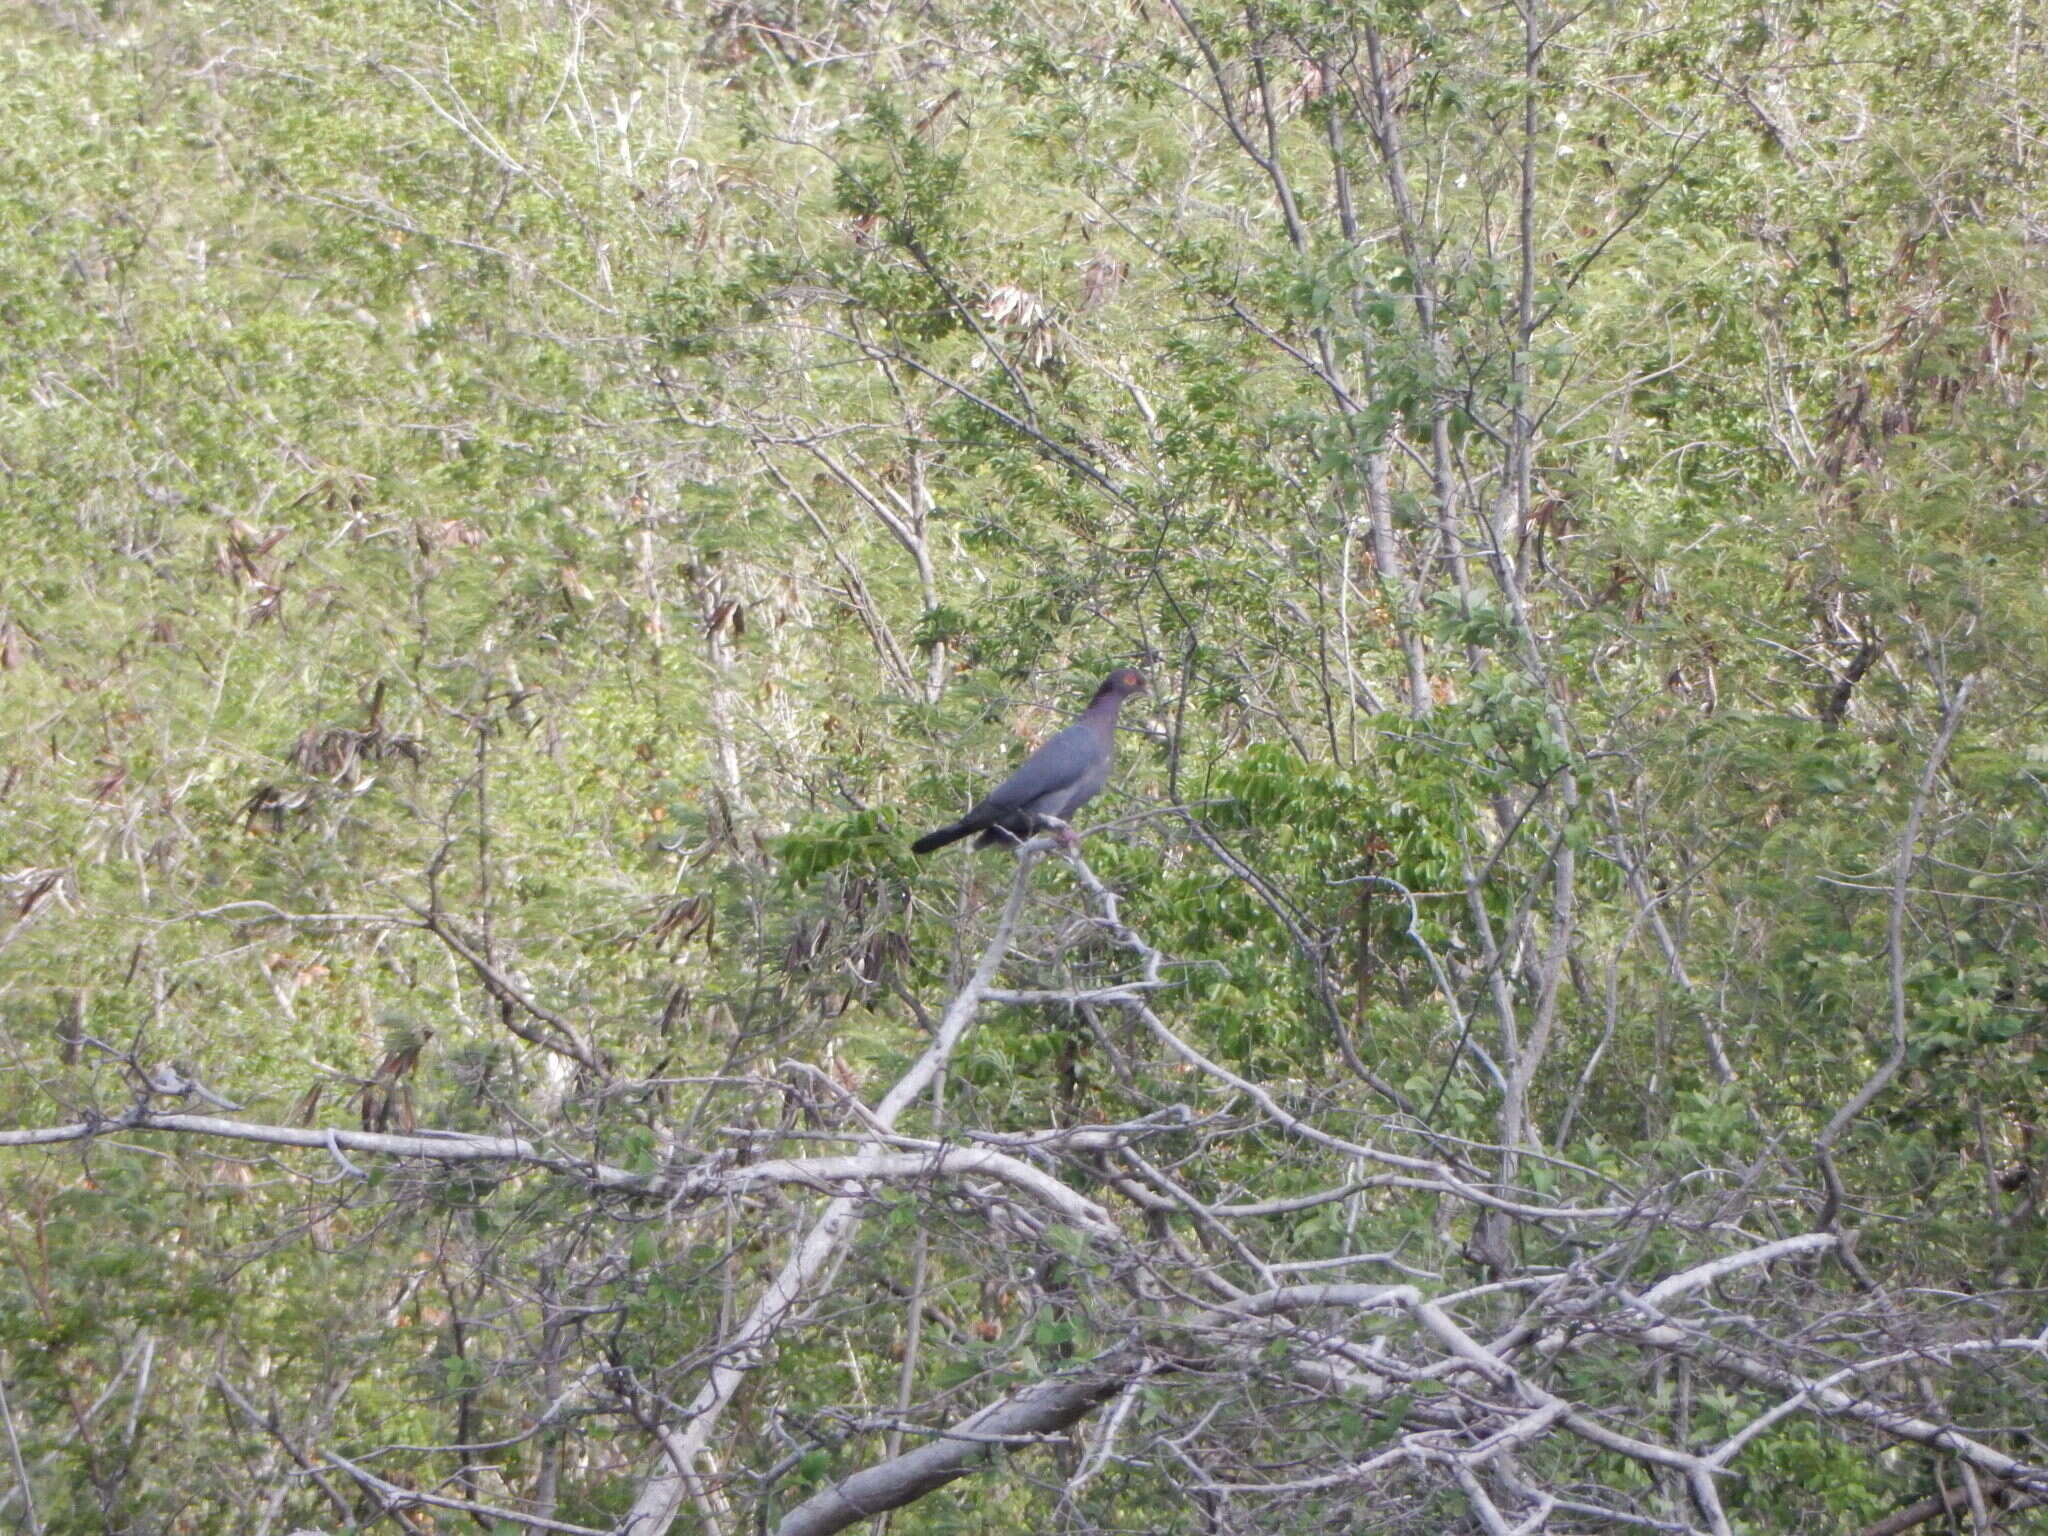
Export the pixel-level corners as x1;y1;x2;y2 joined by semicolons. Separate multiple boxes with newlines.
912;670;1147;854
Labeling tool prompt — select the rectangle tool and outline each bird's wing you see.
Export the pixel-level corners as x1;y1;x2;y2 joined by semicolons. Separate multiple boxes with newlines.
965;721;1103;822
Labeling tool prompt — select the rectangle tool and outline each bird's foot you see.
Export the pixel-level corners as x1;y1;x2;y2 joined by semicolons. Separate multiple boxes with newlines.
1039;816;1080;851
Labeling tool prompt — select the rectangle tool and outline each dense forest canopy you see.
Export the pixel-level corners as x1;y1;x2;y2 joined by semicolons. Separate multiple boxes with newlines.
2;0;2046;1531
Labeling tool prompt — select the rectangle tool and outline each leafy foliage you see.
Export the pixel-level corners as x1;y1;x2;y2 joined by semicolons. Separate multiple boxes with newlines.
3;0;2047;1531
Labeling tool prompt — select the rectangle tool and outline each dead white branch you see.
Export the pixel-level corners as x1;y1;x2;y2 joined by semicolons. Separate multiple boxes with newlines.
0;1116;1110;1230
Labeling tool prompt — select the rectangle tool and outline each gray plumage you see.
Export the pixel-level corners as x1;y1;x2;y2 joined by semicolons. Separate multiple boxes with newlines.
911;670;1147;854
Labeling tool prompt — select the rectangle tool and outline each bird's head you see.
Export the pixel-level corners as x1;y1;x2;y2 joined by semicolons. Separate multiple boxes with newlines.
1094;668;1148;704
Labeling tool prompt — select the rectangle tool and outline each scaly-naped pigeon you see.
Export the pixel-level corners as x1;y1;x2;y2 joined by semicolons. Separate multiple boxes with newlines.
912;670;1147;854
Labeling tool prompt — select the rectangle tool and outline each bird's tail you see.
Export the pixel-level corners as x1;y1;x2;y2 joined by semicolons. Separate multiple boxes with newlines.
911;821;975;855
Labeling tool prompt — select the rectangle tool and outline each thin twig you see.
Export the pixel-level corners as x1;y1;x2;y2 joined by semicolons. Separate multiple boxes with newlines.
0;1355;41;1536
1817;677;1974;1219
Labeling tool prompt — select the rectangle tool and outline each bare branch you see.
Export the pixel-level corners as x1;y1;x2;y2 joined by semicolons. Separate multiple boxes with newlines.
0;1113;1112;1230
0;1356;41;1536
771;1347;1147;1536
1818;677;1974;1217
